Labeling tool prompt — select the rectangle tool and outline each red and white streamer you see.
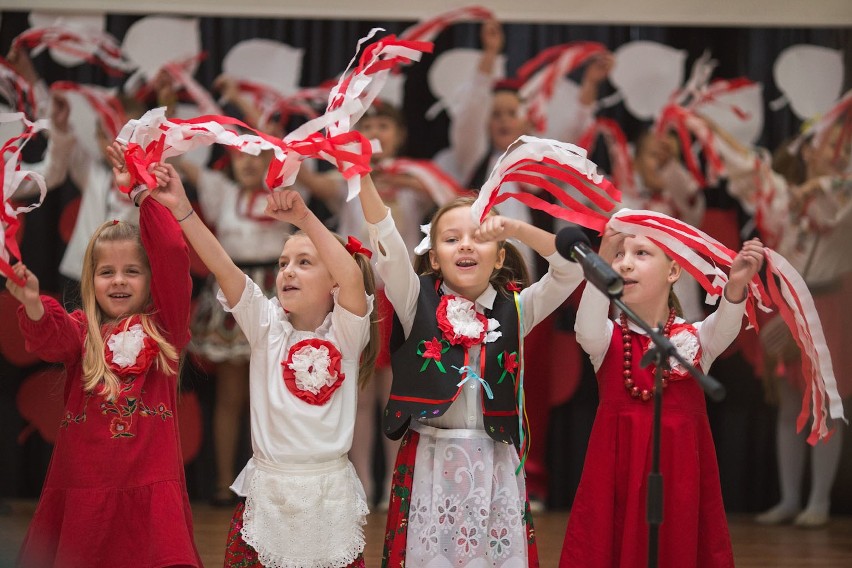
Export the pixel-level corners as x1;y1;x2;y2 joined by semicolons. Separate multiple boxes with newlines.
655;72;758;188
1;113;49;286
789;89;852;159
516;42;610;134
50;81;126;139
13;26;136;77
325;28;433;138
472;135;621;232
399;5;494;43
376;158;465;205
0;57;37;116
608;208;844;443
114;102;373;193
577;117;636;197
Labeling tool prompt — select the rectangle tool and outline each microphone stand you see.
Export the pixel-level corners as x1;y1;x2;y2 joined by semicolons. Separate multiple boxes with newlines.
611;297;726;568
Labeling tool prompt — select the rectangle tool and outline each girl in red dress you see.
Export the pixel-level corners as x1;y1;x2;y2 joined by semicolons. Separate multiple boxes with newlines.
6;161;202;568
560;218;765;568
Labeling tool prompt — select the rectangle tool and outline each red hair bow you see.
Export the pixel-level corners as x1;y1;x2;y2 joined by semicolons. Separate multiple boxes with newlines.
344;236;372;259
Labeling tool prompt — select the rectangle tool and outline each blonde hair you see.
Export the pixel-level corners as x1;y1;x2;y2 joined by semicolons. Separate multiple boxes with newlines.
80;220;179;401
281;232;380;389
413;196;531;294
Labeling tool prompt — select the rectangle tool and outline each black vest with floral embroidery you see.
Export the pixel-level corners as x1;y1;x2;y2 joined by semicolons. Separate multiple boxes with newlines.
385;275;523;448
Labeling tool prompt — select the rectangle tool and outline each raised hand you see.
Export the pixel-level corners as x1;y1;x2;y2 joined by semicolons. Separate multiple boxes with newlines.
106;142;133;189
474;215;518;243
726;238;764;302
480;19;504;55
582;53;614;86
5;263;44;320
149;163;192;216
264;189;310;226
598;223;627;264
6;46;39;84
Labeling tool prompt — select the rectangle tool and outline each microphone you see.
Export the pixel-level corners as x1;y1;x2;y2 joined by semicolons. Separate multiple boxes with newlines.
555;226;624;298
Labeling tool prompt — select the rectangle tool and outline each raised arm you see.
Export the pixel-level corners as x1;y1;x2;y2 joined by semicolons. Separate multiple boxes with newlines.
473;214;556;258
442;19;502;181
265;189;367;317
107;142;246;310
6;263;84;364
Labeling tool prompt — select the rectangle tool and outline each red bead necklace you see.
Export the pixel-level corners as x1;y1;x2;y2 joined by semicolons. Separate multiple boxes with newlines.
620;307;676;402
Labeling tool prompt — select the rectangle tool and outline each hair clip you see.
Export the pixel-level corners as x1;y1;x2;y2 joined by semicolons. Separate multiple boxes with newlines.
414;223;432;255
111;219;120;225
344;236;373;259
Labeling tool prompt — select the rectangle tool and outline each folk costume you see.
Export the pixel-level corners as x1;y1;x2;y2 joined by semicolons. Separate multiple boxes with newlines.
15;198;201;568
219;276;373;568
368;208;583;567
559;285;742;568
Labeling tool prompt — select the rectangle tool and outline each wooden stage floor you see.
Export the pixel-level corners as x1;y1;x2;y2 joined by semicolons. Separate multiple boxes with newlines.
1;500;851;567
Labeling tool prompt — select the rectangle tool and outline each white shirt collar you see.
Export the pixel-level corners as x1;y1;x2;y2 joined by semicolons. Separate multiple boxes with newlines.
441;282;497;312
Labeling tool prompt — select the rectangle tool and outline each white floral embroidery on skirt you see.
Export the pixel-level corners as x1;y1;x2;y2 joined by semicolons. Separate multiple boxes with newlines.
405;423;529;567
240;456;369;568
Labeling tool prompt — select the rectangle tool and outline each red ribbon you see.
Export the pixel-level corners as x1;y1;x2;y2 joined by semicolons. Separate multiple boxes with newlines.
344;235;372;259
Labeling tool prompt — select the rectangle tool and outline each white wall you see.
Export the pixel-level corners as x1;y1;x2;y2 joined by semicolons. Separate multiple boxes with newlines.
3;0;851;27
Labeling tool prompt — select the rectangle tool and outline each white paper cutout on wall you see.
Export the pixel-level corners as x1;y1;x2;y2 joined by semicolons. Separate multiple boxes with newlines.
426;48;506;120
610;41;687;120
773;45;844;119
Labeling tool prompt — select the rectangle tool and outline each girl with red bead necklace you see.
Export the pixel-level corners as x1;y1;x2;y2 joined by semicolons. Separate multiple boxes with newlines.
6;161;203;567
560;219;764;568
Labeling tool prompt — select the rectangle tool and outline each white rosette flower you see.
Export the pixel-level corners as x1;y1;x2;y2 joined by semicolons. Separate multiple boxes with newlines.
106;324;146;368
289;344;336;394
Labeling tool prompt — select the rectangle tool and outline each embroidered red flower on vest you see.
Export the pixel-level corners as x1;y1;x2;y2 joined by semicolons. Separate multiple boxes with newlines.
436;295;487;349
104;318;159;377
281;338;345;406
417;337;450;372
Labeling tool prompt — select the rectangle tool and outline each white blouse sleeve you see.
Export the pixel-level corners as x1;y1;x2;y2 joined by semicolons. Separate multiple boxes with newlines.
217;274;276;347
518;251;584;333
331;292;374;359
695;294;746;370
574;283;615;371
443;71;494;185
367;208;420;336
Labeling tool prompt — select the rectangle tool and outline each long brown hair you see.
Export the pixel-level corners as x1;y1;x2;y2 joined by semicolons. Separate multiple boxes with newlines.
281;231;380;389
80;220;179;401
413;196;531;294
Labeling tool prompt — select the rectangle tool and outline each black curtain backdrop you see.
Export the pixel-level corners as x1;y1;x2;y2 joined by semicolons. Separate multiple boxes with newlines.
1;9;850;513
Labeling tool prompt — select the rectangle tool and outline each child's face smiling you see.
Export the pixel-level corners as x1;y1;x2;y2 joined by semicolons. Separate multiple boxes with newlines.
276;235;336;327
93;240;150;320
429;206;505;301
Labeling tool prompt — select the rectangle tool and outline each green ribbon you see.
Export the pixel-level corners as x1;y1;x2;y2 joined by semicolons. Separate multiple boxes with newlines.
417;338;450;372
497;350;519;384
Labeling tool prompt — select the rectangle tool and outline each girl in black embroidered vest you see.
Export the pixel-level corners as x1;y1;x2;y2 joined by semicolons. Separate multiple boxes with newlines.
357;174;584;567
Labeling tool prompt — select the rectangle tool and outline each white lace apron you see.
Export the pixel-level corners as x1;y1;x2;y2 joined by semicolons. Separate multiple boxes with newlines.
238;455;369;568
405;422;530;567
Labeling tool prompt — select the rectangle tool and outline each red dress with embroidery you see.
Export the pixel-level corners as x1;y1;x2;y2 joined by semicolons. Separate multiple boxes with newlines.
560;325;734;568
15;198;201;568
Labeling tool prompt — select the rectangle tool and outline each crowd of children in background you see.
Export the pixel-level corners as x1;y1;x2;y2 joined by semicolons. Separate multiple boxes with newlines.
1;7;849;568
